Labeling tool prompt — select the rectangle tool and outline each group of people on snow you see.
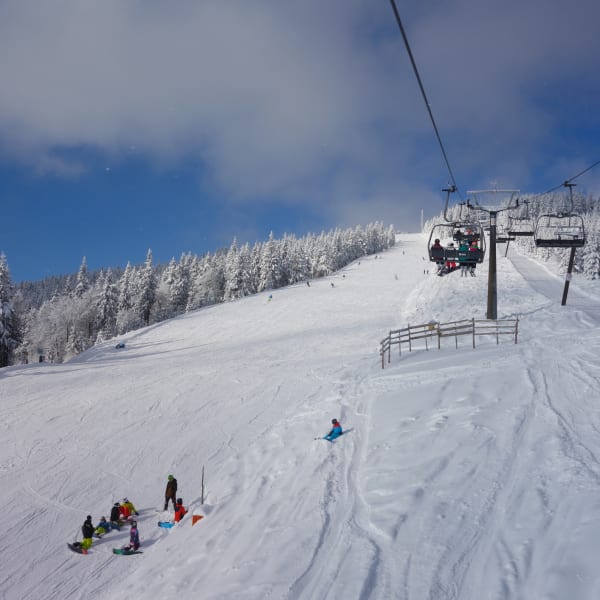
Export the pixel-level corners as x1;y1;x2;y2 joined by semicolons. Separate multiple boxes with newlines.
75;476;188;553
73;418;342;555
76;497;141;553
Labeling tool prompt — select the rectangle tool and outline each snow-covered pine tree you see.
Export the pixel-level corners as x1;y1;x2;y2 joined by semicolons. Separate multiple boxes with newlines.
94;270;118;341
172;253;192;312
74;257;90;298
184;255;206;312
257;232;281;292
582;234;600;279
116;262;139;334
224;238;242;300
238;243;256;297
0;254;20;367
311;232;335;277
134;249;157;326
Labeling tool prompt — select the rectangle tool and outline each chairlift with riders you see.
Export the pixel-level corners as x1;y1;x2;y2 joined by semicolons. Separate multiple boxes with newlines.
427;186;486;270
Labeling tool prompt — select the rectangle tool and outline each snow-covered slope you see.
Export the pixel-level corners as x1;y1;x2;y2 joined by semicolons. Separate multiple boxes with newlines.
3;233;600;600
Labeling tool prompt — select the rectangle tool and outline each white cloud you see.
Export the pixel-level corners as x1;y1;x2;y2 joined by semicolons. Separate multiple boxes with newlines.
0;0;598;206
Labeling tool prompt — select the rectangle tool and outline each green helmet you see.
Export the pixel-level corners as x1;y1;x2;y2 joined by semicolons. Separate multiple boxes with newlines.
168;474;174;481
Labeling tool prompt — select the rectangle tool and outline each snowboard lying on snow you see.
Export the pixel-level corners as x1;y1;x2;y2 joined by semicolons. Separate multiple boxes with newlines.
113;547;142;555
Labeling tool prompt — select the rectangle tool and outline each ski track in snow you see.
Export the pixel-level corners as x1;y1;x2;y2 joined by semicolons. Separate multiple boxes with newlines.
3;234;600;599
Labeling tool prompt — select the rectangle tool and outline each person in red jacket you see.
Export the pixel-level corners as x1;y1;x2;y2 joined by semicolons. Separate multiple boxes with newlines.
174;498;187;523
119;497;138;520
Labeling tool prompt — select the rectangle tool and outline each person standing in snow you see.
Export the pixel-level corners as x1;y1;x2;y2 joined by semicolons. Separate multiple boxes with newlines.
81;515;95;550
164;474;178;510
324;418;343;441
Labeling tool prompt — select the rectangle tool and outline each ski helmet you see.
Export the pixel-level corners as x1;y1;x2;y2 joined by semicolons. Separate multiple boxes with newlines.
114;502;120;507
86;515;92;520
131;520;137;527
168;474;174;481
123;497;128;502
331;418;338;424
176;498;183;504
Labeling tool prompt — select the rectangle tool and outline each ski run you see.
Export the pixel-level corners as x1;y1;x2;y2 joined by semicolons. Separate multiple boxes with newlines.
3;233;600;599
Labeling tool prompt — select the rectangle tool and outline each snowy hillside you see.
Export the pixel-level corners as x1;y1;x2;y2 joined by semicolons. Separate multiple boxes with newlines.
3;233;600;600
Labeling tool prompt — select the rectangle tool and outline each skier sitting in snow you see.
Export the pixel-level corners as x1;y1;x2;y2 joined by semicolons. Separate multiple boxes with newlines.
110;502;122;530
119;497;139;520
174;498;188;523
324;418;343;441
122;520;140;552
94;516;111;537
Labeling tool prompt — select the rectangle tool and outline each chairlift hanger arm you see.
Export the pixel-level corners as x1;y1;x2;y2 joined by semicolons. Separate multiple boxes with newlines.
442;185;457;223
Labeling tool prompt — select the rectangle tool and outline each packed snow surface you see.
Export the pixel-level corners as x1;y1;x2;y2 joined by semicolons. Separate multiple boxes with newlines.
2;233;600;600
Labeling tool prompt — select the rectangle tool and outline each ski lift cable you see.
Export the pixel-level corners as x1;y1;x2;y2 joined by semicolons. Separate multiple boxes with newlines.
542;158;600;194
388;0;461;198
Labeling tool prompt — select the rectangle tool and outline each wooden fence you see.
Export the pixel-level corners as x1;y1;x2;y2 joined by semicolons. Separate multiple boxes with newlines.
379;317;519;368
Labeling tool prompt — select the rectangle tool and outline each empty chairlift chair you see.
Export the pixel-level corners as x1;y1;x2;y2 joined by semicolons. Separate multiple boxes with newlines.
534;213;585;248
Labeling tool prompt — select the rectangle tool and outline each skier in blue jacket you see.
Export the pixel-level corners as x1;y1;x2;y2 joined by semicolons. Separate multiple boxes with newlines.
324;418;343;441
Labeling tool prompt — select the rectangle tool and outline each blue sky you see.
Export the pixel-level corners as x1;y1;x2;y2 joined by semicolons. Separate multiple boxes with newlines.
1;0;599;282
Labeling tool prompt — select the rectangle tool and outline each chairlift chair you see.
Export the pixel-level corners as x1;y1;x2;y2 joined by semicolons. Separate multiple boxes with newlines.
427;186;486;266
534;213;586;248
506;200;534;236
507;215;534;237
428;222;485;264
534;182;586;248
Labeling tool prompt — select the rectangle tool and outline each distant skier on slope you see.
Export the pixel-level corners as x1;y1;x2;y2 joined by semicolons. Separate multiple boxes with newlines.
324;418;343;441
